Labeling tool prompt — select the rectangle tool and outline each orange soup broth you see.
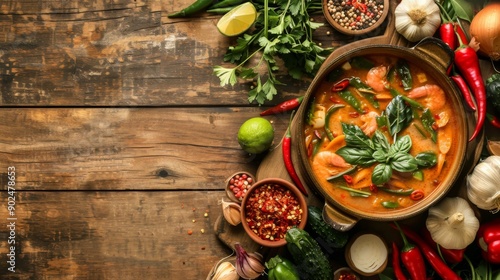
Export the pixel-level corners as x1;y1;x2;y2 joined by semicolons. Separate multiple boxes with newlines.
304;55;461;214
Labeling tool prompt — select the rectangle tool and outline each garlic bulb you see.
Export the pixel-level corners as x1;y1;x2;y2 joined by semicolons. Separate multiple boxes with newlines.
395;0;441;42
234;242;265;279
467;156;500;213
211;261;239;280
426;197;480;250
221;199;242;226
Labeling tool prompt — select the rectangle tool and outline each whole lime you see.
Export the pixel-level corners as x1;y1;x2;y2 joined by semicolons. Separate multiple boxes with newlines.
237;117;274;154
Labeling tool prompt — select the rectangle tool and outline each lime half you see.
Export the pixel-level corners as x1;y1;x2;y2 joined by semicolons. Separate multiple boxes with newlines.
216;2;257;37
237;117;274;154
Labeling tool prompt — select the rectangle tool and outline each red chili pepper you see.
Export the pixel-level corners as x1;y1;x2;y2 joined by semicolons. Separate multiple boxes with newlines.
421;227;464;264
477;218;500;264
394;222;427;280
409;190;424;201
451;74;476;111
454;45;486;142
260;96;304;116
392;242;408;280
392;224;462;280
282;112;308;196
439;22;457;51
331;79;350;92
454;23;468;45
343;175;353;185
487;113;500;128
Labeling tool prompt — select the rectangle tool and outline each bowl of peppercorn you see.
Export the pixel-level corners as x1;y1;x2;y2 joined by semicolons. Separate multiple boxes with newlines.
225;171;256;203
240;178;308;247
323;0;389;36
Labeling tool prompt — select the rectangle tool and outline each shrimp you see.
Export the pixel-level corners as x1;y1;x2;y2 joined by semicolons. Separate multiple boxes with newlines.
366;65;389;92
312;151;351;179
407;84;446;112
360;111;379;137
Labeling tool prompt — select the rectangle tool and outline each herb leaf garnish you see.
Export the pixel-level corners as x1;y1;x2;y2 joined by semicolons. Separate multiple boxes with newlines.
386;95;413;137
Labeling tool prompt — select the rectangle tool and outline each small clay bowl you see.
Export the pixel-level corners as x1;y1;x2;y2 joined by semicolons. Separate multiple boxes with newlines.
322;0;389;36
334;267;360;280
225;171;255;204
240;178;308;247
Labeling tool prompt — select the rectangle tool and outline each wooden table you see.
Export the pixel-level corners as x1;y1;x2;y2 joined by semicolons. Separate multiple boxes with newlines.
0;0;496;279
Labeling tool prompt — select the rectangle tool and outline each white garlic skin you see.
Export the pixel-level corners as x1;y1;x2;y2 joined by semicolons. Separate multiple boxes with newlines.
395;0;441;42
467;155;500;212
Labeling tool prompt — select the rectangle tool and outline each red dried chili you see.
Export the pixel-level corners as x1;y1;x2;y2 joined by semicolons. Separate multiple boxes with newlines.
260;96;304;116
283;112;308;196
451;74;476;111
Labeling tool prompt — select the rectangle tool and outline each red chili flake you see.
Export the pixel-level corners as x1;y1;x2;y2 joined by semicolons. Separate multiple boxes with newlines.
410;190;425;201
434;114;441;120
329;97;342;104
369;184;378;193
331;79;350;92
187;230;193;235
314;129;322;139
343;175;353;185
349;111;360;118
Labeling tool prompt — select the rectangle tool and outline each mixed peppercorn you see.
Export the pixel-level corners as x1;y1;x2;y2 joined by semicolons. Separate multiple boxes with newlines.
244;183;303;242
228;173;253;201
326;0;385;31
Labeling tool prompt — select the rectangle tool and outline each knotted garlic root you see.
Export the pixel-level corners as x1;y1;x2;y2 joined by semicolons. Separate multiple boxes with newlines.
221;198;241;226
234;242;265;279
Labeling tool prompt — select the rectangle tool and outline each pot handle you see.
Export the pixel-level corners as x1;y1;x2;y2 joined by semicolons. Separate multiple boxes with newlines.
413;37;454;74
322;202;358;232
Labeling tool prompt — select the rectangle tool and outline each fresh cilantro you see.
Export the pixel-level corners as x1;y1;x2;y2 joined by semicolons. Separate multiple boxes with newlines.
213;0;333;105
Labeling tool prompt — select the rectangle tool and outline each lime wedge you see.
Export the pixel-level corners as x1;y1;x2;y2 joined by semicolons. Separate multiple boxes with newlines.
216;2;257;37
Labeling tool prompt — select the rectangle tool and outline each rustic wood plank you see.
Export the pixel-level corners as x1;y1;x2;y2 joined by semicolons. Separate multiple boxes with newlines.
0;190;234;279
0;107;289;191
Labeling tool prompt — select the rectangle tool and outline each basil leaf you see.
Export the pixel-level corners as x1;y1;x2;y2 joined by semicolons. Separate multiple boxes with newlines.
372;149;389;163
396;59;412;91
373;130;390;152
390;135;412;154
372;163;392;185
421;108;437;143
385;95;413;136
449;0;473;22
336;147;376;167
391;153;418;173
415;151;438;168
341;123;375;150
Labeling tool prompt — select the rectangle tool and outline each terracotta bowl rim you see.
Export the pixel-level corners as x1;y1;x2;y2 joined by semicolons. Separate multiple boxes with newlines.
240;177;308;248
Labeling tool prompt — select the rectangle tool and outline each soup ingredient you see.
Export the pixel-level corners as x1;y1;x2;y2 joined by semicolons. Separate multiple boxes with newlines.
466;155;500;212
338;90;363;113
221;199;241;226
454;44;486;142
213;0;331;105
265;255;300;280
244;182;303;241
283;113;308;196
477;218;500;264
167;0;214;17
391;242;408;280
469;2;500;61
260;96;304;116
392;224;461;280
421;227;464;264
234;242;265;279
395;59;413;91
394;222;426;280
486;73;500;115
237;117;274;154
426;197;479;250
325;104;345;140
211;261;239;280
216;2;257;37
285;227;333;280
451;74;476;111
346;233;388;276
394;0;441;42
307;206;349;250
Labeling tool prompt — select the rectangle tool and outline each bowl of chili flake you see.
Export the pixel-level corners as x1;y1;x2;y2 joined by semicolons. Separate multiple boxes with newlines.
240;178;308;247
323;0;389;36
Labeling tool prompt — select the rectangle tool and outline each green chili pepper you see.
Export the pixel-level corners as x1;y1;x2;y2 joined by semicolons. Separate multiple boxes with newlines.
338;185;371;197
412;170;424;181
209;0;244;9
396;59;413;91
326;165;357;181
206;6;235;13
265;255;300;280
382;201;399;208
338;90;363;113
389;88;423;109
350;77;379;108
168;0;215;18
325;104;345;140
379;187;414;196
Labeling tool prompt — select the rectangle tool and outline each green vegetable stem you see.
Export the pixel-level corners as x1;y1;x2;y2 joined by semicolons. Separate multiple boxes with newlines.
168;0;214;18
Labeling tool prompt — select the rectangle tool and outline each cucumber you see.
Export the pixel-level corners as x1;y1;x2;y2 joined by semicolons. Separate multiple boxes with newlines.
307;206;348;251
285;227;333;280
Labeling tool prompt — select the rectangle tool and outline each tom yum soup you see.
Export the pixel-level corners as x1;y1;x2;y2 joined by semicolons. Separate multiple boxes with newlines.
304;55;460;213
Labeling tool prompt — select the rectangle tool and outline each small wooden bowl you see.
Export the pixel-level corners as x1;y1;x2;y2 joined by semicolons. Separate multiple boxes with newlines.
322;0;389;36
240;178;308;248
225;171;255;204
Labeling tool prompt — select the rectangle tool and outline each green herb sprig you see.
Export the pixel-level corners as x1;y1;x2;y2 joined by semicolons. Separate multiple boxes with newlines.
213;0;332;105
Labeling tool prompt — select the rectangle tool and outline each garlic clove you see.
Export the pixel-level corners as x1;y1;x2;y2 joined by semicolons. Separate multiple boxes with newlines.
221;199;242;226
212;261;239;280
234;242;265;279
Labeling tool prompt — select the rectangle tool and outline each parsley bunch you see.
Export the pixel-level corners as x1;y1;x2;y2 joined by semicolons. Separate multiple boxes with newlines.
213;0;333;105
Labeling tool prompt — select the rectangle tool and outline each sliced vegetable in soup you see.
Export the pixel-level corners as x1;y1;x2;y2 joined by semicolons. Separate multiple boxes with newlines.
304;55;459;213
